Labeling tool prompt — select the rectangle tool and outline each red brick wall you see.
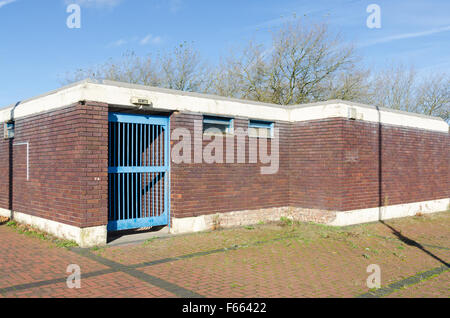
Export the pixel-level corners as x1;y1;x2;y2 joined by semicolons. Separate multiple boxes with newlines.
171;114;448;218
1;104;448;228
0;101;108;228
289;118;345;211
340;119;449;210
170;112;290;219
289;117;449;212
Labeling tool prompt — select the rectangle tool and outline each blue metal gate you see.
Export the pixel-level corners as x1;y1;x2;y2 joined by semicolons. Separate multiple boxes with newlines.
108;113;170;231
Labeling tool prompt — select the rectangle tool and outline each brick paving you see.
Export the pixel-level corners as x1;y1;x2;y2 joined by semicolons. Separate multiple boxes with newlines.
0;211;448;298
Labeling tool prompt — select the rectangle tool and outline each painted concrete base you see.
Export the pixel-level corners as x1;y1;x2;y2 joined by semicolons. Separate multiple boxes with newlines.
170;198;450;234
0;209;107;248
2;198;448;244
0;207;11;218
329;198;450;226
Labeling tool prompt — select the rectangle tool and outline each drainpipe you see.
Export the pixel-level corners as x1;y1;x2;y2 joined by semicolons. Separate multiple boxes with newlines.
7;102;20;219
376;105;382;222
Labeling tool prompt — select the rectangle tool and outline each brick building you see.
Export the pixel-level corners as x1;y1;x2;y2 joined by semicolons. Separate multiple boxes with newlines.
0;79;448;247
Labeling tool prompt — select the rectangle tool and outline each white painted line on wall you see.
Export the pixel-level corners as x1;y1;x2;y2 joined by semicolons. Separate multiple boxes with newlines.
13;142;29;181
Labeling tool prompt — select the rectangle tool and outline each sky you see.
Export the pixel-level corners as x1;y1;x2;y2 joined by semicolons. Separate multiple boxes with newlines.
0;0;449;107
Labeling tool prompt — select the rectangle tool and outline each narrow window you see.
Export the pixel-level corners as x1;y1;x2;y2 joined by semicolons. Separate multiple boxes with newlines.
248;120;274;138
203;116;234;135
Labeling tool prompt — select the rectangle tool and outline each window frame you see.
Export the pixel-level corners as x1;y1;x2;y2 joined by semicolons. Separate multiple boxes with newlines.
202;115;234;136
248;120;274;138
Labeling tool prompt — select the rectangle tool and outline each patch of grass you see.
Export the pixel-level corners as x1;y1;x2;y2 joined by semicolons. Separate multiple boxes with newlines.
279;217;293;226
6;220;78;249
90;246;105;253
244;225;255;230
142;237;156;246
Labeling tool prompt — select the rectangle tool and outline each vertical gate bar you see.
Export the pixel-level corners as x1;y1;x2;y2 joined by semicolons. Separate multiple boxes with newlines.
160;171;163;217
151;125;154;217
158;172;160;217
144;124;147;166
118;123;121;167
122;123;125;168
152;172;154;217
114;122;116;166
127;123;130;166
130;123;132;167
117;173;120;221
159;126;164;166
159;126;162;216
136;173;142;218
131;172;133;221
140;124;142;166
139;173;141;219
167;118;170;226
126;173;128;220
152;125;155;166
156;125;158;166
120;173;123;220
143;172;146;218
140;124;142;219
141;124;148;217
147;125;150;219
164;124;168;220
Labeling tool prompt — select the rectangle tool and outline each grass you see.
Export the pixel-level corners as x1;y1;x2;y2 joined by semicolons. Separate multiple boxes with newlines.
5;220;78;249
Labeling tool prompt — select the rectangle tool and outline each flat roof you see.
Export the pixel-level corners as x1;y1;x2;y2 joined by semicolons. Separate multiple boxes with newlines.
0;79;448;133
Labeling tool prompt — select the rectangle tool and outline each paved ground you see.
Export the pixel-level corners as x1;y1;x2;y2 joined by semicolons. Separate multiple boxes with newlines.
0;211;449;298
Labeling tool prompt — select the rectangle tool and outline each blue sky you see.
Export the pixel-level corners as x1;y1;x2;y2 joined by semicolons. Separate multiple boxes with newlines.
0;0;449;106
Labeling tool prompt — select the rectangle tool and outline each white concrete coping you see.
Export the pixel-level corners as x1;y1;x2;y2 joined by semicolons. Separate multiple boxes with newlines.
0;79;448;133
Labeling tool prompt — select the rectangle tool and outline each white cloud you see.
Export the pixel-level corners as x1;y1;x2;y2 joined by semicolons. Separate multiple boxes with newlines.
64;0;122;8
107;39;127;47
107;34;163;48
360;25;450;48
0;0;17;9
140;34;162;46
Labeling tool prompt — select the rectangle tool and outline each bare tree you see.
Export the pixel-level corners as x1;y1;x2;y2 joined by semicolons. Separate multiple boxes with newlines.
363;64;449;121
63;43;210;92
62;20;448;122
366;64;418;113
322;67;371;101
159;42;211;92
416;73;449;121
211;21;359;105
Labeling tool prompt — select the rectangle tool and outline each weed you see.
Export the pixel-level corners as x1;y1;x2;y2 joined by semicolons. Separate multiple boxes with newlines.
279;217;293;226
6;220;78;249
143;237;156;245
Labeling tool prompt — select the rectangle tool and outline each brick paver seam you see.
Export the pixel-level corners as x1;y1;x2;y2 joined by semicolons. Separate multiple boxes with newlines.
357;264;450;298
69;248;204;298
